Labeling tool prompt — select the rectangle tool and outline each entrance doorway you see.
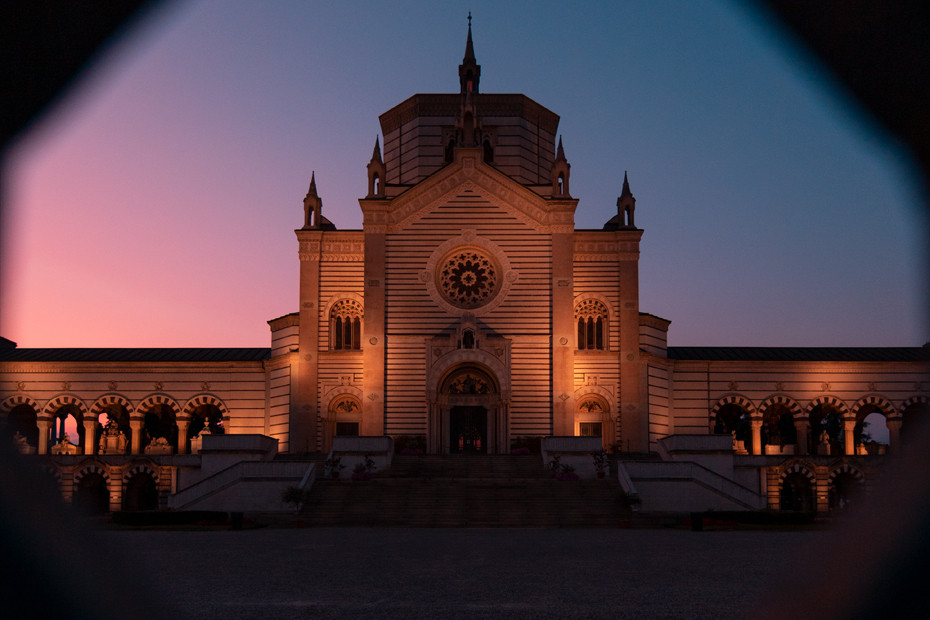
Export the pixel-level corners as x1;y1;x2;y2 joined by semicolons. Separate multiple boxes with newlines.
450;406;487;453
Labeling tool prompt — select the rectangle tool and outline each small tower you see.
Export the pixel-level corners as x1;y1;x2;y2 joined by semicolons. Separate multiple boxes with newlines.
617;171;636;228
459;13;480;94
302;172;321;229
550;137;571;197
367;137;386;198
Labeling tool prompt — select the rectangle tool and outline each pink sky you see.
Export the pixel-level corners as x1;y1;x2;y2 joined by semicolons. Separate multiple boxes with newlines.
2;2;927;349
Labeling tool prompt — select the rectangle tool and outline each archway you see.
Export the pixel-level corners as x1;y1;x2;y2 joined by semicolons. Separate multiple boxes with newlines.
142;404;178;453
760;403;797;452
440;365;502;455
713;403;752;452
780;471;815;512
73;472;109;515
809;404;843;455
123;472;158;511
51;404;84;450
828;467;864;513
574;394;614;450
188;403;224;438
900;398;929;446
6;403;39;450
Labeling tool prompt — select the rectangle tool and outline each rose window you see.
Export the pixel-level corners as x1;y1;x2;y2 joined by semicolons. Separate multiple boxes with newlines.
438;249;499;309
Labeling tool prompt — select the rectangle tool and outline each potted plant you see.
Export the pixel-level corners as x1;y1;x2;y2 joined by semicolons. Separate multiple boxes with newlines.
323;455;345;479
593;450;609;479
351;454;377;481
281;485;311;513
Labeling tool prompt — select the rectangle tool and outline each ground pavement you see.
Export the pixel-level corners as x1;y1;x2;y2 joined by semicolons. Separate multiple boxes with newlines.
104;527;819;619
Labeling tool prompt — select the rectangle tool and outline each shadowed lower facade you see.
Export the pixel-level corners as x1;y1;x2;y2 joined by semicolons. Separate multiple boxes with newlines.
2;24;929;516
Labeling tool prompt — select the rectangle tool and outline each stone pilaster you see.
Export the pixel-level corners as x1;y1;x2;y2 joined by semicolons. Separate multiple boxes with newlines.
295;229;323;453
551;230;575;436
617;229;646;451
361;218;386;437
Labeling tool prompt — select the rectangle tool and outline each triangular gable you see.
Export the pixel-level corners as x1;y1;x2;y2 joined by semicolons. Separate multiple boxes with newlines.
386;151;571;234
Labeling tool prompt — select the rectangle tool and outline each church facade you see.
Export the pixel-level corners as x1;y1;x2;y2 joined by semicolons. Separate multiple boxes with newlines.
2;26;929;514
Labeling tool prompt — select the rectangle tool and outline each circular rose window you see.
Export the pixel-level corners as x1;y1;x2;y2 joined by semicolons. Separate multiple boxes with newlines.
437;248;500;309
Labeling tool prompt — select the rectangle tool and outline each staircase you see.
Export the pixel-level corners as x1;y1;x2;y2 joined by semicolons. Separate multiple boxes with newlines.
301;455;629;527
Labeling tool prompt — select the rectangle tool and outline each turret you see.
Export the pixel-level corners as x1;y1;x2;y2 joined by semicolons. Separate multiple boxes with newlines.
301;172;335;230
617;171;636;228
550;137;571;197
367;137;386;198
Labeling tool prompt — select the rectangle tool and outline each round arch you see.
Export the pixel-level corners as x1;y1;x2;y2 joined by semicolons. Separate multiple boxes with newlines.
573;386;616;449
2;394;41;450
828;462;865;512
779;460;817;512
181;393;229;419
42;394;89;450
710;394;756;452
804;395;850;417
758;395;802;450
89;393;135;418
137;394;181;454
428;349;510;397
1;394;41;414
72;463;111;515
851;395;896;419
321;387;364;452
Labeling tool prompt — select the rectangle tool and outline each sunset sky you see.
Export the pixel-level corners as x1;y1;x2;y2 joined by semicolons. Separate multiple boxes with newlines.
3;1;927;348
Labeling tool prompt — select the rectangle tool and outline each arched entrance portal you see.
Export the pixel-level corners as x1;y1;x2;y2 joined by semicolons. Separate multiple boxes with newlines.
435;365;507;455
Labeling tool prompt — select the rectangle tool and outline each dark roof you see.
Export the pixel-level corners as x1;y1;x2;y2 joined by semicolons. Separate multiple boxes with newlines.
0;348;271;363
666;347;930;363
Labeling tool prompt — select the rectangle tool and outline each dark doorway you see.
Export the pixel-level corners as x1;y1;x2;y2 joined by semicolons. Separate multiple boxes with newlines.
73;473;109;515
450;406;487;453
123;473;158;511
780;472;815;512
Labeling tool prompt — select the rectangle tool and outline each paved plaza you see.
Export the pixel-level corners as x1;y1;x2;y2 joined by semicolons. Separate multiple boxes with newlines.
103;527;820;619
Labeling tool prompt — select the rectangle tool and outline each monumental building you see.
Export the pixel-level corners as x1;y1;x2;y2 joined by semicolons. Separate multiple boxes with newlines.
2;24;929;515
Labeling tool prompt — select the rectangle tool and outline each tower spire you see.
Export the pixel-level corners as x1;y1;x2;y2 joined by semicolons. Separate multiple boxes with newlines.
459;13;480;94
302;171;322;229
617;171;636;228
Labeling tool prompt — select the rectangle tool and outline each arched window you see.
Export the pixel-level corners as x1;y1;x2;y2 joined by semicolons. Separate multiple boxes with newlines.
575;299;609;350
483;140;493;163
330;299;363;350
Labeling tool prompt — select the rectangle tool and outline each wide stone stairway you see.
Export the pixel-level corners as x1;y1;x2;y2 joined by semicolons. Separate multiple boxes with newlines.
300;455;630;527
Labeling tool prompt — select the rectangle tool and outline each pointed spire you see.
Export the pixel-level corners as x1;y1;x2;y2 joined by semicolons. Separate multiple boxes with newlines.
303;171;322;229
556;136;566;162
370;136;382;164
306;171;318;199
459;13;480;94
463;12;476;64
620;170;632;198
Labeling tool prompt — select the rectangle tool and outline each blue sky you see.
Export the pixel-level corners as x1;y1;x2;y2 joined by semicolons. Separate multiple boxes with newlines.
3;0;927;347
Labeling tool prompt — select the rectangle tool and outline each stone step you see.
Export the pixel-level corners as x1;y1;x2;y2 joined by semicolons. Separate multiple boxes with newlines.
302;474;629;528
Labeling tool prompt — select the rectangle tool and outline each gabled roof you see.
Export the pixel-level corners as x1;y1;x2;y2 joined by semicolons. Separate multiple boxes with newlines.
666;347;930;363
0;348;271;363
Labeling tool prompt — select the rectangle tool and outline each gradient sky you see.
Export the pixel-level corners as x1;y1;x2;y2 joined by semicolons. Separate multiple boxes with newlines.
3;0;927;349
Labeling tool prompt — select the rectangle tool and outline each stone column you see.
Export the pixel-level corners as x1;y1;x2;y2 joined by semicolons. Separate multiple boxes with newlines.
37;417;51;455
750;417;763;455
176;417;189;454
887;415;903;453
794;413;809;456
843;415;857;455
129;417;143;454
83;419;97;455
